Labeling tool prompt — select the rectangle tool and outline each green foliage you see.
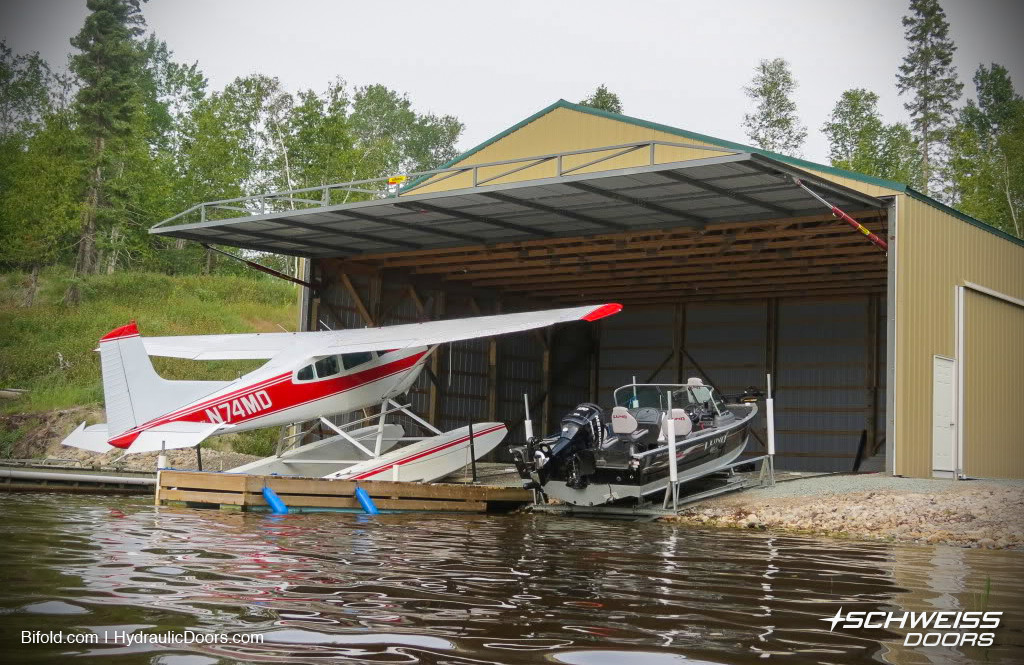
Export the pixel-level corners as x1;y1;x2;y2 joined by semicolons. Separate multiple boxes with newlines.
0;106;85;270
0;419;38;458
822;88;922;186
579;84;623;114
896;0;963;195
225;428;278;458
947;64;1024;238
0;42;54;142
742;58;807;156
0;268;298;413
70;0;147;142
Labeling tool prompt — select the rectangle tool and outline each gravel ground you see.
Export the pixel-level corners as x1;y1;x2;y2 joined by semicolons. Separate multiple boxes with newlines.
741;472;1023;498
667;473;1024;549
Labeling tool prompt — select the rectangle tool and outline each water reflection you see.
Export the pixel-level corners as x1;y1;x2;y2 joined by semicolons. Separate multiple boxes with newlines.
0;494;1020;664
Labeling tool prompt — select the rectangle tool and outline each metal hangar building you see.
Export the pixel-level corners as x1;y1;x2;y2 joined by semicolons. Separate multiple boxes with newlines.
152;100;1024;479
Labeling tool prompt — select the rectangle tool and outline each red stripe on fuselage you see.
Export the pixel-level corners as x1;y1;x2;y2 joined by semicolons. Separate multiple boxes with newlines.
110;351;427;448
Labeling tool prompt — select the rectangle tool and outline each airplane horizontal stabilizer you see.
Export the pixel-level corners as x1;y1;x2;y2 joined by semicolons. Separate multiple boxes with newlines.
61;422;113;453
61;421;226;454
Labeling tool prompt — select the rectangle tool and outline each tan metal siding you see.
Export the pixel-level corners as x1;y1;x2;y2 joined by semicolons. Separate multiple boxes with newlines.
894;196;1024;477
410;107;733;194
409;107;902;198
964;291;1024;478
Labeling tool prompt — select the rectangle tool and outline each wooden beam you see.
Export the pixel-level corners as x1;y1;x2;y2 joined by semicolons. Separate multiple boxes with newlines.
405;223;853;274
545;277;889;301
467;255;887;291
360;211;884;264
523;267;887;297
434;232;887;280
340;273;375;326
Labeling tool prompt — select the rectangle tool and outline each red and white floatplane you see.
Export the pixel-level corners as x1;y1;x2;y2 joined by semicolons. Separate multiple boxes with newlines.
62;303;622;482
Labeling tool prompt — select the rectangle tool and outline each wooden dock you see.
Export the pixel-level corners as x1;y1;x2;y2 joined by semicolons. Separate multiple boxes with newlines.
156;470;533;513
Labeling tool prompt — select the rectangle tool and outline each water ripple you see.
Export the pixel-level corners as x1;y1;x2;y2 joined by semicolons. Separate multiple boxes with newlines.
0;494;1021;664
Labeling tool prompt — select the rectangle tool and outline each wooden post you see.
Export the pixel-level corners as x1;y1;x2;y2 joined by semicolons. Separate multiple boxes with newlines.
429;291;446;425
674;303;685;383
469;297;500;422
541;329;552;434
867;294;881;455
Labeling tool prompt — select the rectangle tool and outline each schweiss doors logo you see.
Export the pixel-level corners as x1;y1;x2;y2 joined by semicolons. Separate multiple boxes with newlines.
822;608;1002;647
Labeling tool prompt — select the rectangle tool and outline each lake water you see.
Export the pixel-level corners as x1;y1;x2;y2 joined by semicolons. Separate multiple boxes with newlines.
0;494;1021;664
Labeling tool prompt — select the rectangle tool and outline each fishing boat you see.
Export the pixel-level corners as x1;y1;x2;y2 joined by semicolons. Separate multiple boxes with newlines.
510;379;759;506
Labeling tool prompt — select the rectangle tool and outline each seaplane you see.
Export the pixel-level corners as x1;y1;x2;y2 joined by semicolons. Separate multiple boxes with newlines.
62;303;622;482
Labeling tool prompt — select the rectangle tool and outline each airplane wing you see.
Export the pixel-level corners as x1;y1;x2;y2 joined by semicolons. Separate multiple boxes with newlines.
141;303;622;361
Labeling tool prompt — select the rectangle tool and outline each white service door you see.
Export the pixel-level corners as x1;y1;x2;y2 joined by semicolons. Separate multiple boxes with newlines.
932;355;956;475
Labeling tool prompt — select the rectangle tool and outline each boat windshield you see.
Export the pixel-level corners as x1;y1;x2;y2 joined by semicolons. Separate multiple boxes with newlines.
613;383;724;413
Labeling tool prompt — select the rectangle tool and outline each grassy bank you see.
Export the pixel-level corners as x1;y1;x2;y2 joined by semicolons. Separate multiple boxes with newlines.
0;268;299;457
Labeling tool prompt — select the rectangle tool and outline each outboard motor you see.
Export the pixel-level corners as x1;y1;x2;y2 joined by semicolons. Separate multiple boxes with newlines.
511;402;604;490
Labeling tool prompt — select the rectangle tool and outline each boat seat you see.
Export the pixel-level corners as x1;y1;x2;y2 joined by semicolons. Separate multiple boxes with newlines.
610;406;638;434
657;408;693;442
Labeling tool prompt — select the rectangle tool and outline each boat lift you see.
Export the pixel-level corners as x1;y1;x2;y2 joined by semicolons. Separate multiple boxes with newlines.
531;375;778;518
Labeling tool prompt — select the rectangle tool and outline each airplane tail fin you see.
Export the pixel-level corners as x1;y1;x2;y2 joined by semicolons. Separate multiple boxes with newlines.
77;321;228;451
98;322;155;441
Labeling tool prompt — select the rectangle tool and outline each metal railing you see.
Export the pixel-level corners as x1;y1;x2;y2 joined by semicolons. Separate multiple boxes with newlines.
153;140;739;229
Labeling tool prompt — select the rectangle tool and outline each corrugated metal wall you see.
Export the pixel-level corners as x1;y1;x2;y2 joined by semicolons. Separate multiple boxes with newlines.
593;297;885;471
963;291;1024;478
683;302;769;459
895;196;1024;477
775;297;882;471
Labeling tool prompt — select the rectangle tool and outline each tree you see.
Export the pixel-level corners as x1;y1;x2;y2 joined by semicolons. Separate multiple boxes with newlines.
69;0;148;282
822;88;921;185
0;103;85;302
948;64;1023;238
0;42;56;195
895;0;963;195
741;58;807;156
348;84;463;176
579;84;623;114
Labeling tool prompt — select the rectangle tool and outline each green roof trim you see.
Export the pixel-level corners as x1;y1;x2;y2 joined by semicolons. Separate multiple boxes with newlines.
406;98;1024;249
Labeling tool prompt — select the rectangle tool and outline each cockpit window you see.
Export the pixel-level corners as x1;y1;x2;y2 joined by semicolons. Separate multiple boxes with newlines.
314;355;340;379
296;352;375;382
342;351;373;370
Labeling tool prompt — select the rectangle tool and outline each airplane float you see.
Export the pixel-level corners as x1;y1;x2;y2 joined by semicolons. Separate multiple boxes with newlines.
62;303;623;482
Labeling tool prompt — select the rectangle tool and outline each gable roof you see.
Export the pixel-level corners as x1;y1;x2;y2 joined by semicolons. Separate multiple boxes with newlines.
430;99;1023;249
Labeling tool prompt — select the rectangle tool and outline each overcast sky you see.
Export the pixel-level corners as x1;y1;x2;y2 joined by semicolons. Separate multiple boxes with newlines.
3;0;1023;163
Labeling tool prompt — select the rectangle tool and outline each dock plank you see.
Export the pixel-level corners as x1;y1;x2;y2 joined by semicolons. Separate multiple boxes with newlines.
156;470;531;513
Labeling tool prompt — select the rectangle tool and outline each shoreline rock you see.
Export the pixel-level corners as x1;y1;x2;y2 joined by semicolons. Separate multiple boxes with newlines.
662;478;1024;549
